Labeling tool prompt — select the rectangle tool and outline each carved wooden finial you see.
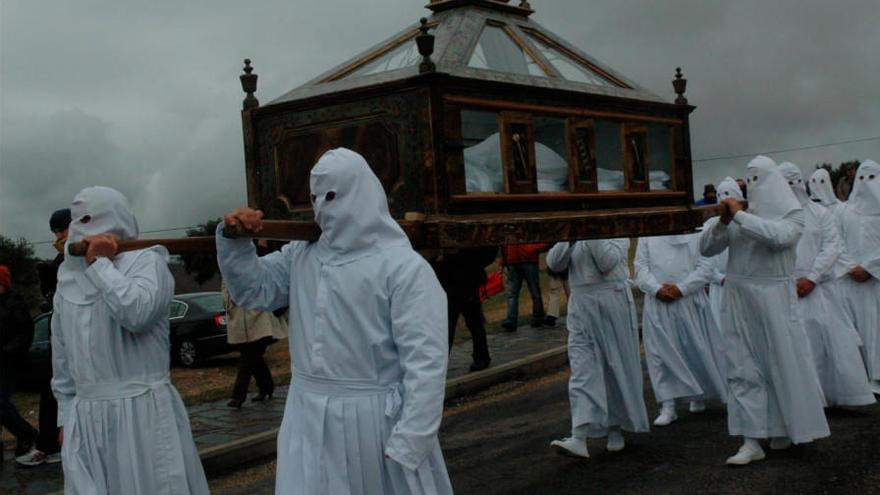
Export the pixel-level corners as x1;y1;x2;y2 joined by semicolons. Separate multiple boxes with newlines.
416;18;436;74
673;67;688;105
240;58;259;110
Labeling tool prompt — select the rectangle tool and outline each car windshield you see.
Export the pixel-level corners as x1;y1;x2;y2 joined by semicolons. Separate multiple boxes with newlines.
188;294;225;314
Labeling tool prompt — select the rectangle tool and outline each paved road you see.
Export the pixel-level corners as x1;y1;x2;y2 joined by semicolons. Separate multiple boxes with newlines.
210;370;880;494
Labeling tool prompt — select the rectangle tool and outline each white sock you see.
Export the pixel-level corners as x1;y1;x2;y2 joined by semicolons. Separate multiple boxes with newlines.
662;400;675;412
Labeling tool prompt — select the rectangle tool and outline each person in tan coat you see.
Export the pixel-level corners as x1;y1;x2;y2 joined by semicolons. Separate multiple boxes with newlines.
223;283;287;408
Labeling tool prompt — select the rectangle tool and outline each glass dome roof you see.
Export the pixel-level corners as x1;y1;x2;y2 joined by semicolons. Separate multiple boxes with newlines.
270;0;663;105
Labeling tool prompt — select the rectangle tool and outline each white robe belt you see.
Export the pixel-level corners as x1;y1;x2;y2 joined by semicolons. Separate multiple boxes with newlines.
292;370;404;418
569;280;630;294
726;274;794;284
76;375;171;401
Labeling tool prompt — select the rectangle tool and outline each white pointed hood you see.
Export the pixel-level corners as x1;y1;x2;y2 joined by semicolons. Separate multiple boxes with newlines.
808;168;840;207
779;162;810;206
310;148;410;266
57;186;141;303
848;160;880;215
744;156;801;220
716;176;745;202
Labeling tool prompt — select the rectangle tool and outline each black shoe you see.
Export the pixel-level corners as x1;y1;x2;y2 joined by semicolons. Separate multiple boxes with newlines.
531;318;545;328
469;360;491;372
227;399;244;409
501;321;517;332
544;316;558;327
251;393;273;402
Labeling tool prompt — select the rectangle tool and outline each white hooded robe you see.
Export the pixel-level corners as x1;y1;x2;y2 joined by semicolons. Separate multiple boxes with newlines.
779;162;874;406
809;168;843;215
546;239;649;437
837;160;880;382
52;186;209;495
634;234;727;404
217;148;452;495
700;156;829;442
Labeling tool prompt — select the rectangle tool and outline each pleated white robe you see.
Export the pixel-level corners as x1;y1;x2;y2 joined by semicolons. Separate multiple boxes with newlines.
218;235;452;494
547;239;649;438
701;209;830;442
792;201;874;406
838;204;880;381
52;248;209;495
634;235;727;405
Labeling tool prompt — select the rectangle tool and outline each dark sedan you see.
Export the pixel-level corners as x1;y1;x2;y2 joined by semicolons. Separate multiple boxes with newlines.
21;312;53;389
23;292;232;379
170;292;234;367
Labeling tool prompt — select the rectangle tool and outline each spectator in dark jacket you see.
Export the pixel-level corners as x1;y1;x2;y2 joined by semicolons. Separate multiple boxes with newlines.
433;247;498;372
695;184;718;206
16;210;69;466
0;265;39;462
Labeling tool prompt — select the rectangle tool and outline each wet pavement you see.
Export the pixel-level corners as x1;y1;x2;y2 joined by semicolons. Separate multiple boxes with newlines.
0;321;567;494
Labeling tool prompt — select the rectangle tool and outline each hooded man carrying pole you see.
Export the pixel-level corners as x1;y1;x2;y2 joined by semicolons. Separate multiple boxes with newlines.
701;156;829;466
51;186;209;494
545;238;649;458
216;148;452;494
779;162;874;407
836;160;880;394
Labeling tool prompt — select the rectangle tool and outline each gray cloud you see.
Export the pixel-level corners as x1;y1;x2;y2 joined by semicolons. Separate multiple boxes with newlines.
2;0;878;257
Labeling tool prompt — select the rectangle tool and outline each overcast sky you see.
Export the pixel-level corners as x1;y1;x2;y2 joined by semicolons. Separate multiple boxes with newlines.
2;0;878;258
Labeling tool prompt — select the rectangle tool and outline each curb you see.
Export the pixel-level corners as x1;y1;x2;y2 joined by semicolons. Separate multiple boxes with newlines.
200;344;570;474
444;345;569;402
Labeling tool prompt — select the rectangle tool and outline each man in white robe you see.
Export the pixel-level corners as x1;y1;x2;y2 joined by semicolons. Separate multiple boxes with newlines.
836;160;880;394
701;156;829;466
217;148;452;494
779;162;874;407
634;233;727;426
546;239;649;458
52;186;209;495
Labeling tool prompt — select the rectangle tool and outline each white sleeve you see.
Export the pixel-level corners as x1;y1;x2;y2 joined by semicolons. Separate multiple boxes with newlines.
546;242;573;273
50;299;75;427
215;224;295;312
700;217;730;257
808;209;841;283
84;251;173;334
858;217;880;278
733;210;804;250
678;255;715;297
384;256;449;470
585;239;628;274
633;239;661;296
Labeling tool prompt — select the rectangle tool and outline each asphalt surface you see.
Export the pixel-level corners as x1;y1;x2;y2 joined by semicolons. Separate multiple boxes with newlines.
210;370;880;494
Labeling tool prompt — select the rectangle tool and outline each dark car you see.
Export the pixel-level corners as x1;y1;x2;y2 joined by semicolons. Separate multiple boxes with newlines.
170;292;234;367
19;312;53;390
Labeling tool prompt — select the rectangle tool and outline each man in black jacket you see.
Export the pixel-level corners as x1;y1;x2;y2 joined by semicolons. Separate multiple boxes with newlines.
16;209;69;466
0;265;39;461
432;247;498;372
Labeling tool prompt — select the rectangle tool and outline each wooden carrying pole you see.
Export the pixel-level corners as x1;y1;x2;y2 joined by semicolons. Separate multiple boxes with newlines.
67;220;422;257
67;204;740;257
